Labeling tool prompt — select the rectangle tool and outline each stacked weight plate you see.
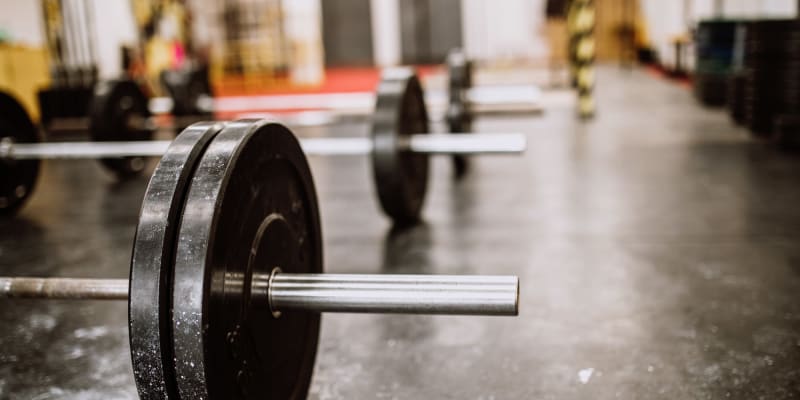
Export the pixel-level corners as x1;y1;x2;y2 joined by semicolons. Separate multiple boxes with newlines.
694;20;739;106
774;114;800;149
727;72;747;124
726;21;749;124
741;19;800;136
773;21;800;146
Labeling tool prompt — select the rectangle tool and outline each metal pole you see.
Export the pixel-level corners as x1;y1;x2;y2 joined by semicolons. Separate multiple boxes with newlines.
0;277;128;300
300;137;373;155
7;140;172;159
268;273;519;316
0;274;519;316
3;133;526;159
406;133;526;154
207;88;540;115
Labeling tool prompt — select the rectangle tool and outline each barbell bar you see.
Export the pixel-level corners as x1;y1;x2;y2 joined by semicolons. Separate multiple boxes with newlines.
0;132;525;159
0;274;518;315
149;70;540;120
161;85;541;117
0;118;520;399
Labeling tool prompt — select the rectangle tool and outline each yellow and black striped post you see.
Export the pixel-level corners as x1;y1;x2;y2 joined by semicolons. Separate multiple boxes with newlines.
567;0;596;119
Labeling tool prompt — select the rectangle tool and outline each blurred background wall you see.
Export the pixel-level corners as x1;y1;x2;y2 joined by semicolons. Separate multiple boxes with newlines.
0;0;798;92
0;2;46;47
641;0;797;70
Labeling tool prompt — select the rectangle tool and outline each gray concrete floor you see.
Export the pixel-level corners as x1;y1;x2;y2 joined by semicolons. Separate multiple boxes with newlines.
1;67;799;399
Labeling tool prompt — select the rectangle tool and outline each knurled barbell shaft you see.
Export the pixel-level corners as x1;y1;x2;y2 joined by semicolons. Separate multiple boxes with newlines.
2;133;526;160
6;141;171;159
0;277;128;300
0;273;519;316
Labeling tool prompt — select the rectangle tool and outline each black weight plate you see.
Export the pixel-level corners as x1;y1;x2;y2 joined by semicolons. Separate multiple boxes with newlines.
0;92;40;216
774;114;800;149
129;122;225;400
171;120;322;400
693;73;729;106
446;49;473;178
727;73;747;124
371;68;430;226
161;64;214;130
88;79;154;178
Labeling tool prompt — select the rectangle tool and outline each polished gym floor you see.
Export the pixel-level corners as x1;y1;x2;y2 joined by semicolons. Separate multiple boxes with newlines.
1;67;799;399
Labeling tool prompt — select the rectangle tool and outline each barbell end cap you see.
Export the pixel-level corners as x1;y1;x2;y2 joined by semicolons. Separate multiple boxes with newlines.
511;276;520;316
0;137;14;160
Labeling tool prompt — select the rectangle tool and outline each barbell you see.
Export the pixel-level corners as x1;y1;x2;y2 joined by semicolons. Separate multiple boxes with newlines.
102;63;535;148
153;51;540;124
1;68;527;226
0;118;519;399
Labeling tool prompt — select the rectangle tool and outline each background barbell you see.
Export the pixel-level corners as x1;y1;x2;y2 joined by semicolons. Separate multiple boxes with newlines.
1;68;527;226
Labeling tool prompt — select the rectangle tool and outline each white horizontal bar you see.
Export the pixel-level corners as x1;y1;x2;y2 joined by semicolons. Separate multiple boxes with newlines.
233;111;345;127
300;137;373;155
467;85;541;106
301;133;526;156
213;92;375;113
209;85;541;114
8;141;171;159
4;133;526;160
149;85;541;124
407;133;527;154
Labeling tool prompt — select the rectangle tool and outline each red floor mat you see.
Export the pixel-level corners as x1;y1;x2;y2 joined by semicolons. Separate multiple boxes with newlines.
214;65;442;96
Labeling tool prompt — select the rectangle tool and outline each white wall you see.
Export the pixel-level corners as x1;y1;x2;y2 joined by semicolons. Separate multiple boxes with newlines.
370;0;401;66
461;0;547;62
89;0;137;79
641;0;798;69
640;0;687;69
740;0;797;16
0;0;45;46
285;0;325;84
358;0;553;65
0;0;136;79
688;0;797;21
